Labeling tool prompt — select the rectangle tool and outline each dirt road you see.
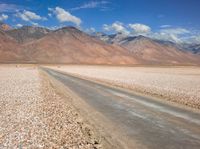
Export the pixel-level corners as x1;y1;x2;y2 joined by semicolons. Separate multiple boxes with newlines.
43;68;200;149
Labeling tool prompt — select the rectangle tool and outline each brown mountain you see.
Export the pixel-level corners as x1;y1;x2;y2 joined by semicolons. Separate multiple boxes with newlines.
0;25;199;65
6;26;51;43
22;27;139;64
120;36;200;65
0;30;25;63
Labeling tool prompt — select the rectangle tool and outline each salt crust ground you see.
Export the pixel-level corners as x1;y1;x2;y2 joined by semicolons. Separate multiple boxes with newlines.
50;65;200;109
0;66;99;149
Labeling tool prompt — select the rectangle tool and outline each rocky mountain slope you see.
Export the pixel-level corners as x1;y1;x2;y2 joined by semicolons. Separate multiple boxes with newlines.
22;27;139;64
0;30;24;62
6;26;51;43
95;33;200;65
120;36;200;64
0;24;199;65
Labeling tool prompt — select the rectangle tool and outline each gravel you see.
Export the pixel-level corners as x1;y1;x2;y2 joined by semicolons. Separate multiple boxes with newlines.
0;65;99;148
49;65;200;109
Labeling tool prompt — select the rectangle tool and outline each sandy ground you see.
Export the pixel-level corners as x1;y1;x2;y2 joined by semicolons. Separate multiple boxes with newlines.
48;65;200;109
0;65;99;148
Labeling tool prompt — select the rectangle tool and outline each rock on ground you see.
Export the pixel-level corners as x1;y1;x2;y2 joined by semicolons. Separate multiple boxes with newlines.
0;65;99;149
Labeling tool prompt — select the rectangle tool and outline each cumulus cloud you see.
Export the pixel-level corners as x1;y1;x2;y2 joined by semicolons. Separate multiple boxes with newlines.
71;1;109;11
152;32;182;43
183;35;200;44
48;13;52;17
103;22;129;35
0;14;8;21
128;23;151;35
101;21;199;44
16;24;23;27
49;7;81;26
16;10;47;22
151;28;190;43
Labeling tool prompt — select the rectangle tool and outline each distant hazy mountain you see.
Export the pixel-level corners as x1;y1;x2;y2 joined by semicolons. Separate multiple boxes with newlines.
95;32;200;55
119;35;199;65
6;26;51;43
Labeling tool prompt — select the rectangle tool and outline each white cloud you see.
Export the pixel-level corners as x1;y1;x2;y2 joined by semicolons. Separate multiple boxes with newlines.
16;23;23;27
49;7;82;26
48;8;53;11
103;22;129;35
16;10;47;22
184;35;200;44
160;25;171;28
0;14;8;21
160;28;190;35
102;21;199;44
0;3;24;12
151;28;190;43
151;32;182;43
31;22;39;26
48;13;52;17
128;23;151;34
71;1;109;11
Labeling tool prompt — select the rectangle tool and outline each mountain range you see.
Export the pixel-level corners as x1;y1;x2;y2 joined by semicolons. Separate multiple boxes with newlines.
94;32;200;55
0;23;199;65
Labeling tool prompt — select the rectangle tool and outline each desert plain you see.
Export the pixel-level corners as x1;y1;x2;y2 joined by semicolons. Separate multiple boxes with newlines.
49;65;200;109
1;64;200;149
0;65;100;148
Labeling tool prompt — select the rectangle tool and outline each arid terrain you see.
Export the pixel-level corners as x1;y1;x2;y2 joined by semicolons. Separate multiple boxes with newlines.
0;65;100;148
1;0;200;148
1;65;200;148
43;66;200;149
48;65;200;109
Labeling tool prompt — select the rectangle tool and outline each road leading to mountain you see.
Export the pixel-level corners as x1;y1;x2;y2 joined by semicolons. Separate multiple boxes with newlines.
43;68;200;149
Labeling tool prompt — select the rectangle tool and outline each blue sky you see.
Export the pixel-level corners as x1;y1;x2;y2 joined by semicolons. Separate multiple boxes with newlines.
0;0;200;43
